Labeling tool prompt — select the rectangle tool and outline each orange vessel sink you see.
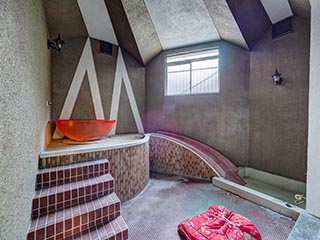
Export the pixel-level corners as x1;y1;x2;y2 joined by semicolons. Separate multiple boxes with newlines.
55;120;116;142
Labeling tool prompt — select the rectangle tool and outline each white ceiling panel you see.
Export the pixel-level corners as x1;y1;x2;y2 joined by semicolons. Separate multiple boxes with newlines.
77;0;118;45
144;0;220;50
261;0;293;24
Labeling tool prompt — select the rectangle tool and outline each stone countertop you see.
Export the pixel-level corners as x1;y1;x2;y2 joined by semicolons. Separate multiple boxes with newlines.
40;134;149;158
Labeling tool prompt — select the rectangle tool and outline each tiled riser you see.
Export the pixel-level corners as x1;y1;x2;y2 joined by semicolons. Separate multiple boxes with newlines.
32;174;114;218
36;159;109;189
40;142;149;202
149;136;216;180
28;197;120;240
71;216;128;240
28;159;128;240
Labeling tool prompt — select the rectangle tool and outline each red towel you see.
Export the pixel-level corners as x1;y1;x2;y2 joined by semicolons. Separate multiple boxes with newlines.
178;206;262;240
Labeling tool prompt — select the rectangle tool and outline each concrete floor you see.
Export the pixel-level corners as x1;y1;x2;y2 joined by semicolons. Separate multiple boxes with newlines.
243;177;306;209
288;211;320;240
122;173;295;240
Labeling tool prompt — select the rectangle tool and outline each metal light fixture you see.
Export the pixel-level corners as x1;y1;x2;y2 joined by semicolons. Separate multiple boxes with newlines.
272;69;283;86
47;33;65;53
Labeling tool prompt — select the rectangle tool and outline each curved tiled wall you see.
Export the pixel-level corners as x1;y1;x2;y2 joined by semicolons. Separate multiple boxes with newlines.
150;135;217;181
40;139;149;202
40;131;243;202
150;132;244;184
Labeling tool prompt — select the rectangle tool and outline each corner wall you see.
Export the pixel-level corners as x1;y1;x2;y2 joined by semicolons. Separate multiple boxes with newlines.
0;0;51;239
145;18;310;181
249;16;310;182
307;0;320;218
145;41;250;166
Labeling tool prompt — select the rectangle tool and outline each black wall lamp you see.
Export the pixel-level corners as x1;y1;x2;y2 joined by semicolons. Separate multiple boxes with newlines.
47;33;65;53
272;69;283;86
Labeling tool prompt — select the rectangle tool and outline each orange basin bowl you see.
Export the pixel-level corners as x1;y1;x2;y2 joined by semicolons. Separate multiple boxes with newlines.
55;119;116;142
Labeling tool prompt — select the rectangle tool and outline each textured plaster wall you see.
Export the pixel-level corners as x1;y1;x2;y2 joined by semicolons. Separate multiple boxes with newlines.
249;16;310;182
0;0;51;239
204;0;248;49
51;38;145;134
307;0;320;218
143;0;220;50
43;0;87;40
226;0;271;49
121;0;162;65
105;0;143;65
145;41;250;166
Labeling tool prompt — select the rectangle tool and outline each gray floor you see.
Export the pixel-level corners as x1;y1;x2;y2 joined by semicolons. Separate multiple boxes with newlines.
288;211;320;240
122;173;295;240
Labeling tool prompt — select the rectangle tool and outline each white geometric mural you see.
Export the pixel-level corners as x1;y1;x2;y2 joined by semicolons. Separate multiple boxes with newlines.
54;0;145;138
53;38;104;139
77;0;118;45
110;49;144;134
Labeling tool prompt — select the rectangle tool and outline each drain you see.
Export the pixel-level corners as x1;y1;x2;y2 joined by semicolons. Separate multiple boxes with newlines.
285;203;293;208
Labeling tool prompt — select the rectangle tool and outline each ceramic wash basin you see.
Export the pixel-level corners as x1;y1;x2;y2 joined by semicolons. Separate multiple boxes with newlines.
55;119;116;142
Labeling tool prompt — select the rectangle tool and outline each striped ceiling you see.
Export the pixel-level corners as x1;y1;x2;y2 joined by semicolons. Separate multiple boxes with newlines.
44;0;310;64
261;0;293;24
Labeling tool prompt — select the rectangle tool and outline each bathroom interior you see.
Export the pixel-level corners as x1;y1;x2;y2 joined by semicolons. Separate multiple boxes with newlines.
1;0;320;239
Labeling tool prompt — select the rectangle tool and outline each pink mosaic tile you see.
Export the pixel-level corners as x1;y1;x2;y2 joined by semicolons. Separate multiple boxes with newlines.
40;143;149;202
150;135;216;180
152;132;245;185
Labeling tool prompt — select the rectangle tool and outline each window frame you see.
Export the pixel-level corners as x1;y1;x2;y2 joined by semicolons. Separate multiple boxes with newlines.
164;48;220;96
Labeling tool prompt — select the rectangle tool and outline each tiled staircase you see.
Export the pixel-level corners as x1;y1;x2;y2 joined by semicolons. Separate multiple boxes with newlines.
27;159;128;240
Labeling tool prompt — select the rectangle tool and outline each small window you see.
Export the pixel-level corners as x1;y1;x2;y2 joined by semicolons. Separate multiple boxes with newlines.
165;48;219;96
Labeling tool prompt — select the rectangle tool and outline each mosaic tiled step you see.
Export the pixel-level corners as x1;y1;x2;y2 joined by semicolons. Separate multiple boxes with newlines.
69;216;128;240
36;159;109;190
32;174;114;218
27;192;121;240
156;131;246;185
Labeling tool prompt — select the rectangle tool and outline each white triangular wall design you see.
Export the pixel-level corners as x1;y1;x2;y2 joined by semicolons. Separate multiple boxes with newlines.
54;0;145;138
77;0;119;45
53;38;105;139
109;49;145;134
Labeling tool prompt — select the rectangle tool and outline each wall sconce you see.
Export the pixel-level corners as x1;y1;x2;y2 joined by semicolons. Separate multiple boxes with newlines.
47;33;65;53
272;69;283;86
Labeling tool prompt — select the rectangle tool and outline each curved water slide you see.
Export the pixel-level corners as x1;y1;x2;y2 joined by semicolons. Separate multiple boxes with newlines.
151;131;245;185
